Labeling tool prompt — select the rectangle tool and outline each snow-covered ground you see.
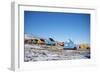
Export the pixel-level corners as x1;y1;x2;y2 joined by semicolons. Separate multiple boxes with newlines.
24;44;90;62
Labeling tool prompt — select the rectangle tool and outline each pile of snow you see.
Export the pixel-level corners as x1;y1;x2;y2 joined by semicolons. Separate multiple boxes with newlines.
25;44;43;49
24;47;33;62
33;45;43;49
25;44;33;49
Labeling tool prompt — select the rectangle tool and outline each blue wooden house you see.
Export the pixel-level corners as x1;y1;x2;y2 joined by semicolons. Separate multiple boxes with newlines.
45;39;56;46
64;39;77;50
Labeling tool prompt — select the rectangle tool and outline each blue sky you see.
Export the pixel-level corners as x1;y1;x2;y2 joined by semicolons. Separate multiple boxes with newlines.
24;11;90;44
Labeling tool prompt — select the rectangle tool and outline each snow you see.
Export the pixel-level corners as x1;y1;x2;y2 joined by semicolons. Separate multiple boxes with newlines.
24;44;90;62
25;44;33;48
25;44;43;49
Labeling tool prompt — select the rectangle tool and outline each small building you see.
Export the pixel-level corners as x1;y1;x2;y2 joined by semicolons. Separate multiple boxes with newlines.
37;39;45;45
79;44;90;49
58;42;64;46
45;39;56;46
64;39;76;50
32;39;38;44
24;39;33;44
